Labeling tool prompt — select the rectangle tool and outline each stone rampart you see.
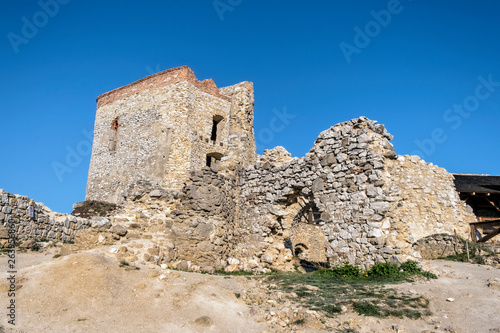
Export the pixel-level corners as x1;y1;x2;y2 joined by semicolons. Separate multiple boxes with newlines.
0;189;91;244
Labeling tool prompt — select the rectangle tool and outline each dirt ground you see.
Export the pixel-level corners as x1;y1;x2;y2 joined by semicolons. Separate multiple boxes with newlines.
1;249;499;333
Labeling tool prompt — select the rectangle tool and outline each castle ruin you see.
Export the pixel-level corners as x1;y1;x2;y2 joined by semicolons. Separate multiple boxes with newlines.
81;66;478;271
0;66;481;272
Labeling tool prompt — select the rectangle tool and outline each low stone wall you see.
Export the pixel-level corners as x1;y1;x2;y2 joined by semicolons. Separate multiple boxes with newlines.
412;234;464;259
0;189;91;244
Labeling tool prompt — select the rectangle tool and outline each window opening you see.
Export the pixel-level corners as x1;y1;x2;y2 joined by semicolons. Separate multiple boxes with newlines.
210;115;224;142
109;116;120;151
206;152;224;168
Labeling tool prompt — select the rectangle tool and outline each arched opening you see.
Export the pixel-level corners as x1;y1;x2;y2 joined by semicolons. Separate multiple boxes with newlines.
210;115;224;142
294;243;308;258
291;199;323;225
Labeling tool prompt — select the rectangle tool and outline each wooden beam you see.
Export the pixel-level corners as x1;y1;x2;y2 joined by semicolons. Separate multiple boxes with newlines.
471;223;478;242
478;227;500;243
470;220;500;229
482;197;500;212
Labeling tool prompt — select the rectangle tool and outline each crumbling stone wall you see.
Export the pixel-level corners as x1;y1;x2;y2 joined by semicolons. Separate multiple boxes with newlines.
165;166;240;270
0;189;91;244
109;166;242;272
220;81;257;167
66;67;483;271
86;66;256;204
226;117;477;270
112;117;475;272
1;117;478;272
383;155;476;258
412;234;464;259
232;117;399;270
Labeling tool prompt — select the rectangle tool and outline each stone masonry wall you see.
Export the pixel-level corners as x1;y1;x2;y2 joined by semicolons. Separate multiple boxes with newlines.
0;189;91;244
412;234;465;260
222;81;258;168
226;117;477;270
108;166;242;273
232;117;399;270
120;117;474;272
87;81;195;203
383;155;476;259
96;66;230;108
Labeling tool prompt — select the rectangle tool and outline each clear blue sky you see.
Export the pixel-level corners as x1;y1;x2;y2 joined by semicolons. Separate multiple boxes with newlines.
1;1;499;213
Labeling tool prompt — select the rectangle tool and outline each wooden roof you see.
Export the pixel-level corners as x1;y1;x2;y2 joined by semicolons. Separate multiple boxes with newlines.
453;174;500;194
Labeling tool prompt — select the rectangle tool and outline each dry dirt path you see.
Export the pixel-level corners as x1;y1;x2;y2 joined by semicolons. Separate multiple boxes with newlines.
391;260;500;333
0;249;266;333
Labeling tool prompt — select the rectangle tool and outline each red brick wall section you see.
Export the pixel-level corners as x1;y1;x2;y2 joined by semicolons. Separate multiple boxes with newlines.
96;66;230;108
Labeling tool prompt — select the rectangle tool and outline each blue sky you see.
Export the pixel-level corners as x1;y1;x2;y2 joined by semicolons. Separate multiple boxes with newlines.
1;0;499;213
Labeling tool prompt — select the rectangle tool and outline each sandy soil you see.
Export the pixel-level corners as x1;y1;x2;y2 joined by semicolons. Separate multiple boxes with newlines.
1;249;499;333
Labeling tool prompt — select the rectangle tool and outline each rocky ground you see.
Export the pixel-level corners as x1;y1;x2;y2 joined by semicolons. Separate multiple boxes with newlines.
1;245;500;333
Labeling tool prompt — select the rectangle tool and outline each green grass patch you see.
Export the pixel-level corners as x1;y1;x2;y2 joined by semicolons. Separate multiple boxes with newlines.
265;260;434;320
353;301;381;317
119;260;129;267
34;238;50;243
292;318;306;325
215;269;254;276
311;261;436;282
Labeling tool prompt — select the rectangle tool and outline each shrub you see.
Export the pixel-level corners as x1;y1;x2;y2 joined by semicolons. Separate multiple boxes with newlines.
313;262;361;279
71;200;117;218
322;305;342;314
367;262;400;278
400;260;422;275
421;271;437;279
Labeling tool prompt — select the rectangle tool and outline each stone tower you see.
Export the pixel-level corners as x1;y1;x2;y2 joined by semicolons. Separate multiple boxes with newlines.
86;66;256;204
